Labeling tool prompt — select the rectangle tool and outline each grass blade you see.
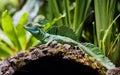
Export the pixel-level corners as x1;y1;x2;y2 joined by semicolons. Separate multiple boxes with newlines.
94;0;116;54
107;33;120;66
103;14;120;42
47;0;63;25
64;0;71;27
73;0;91;39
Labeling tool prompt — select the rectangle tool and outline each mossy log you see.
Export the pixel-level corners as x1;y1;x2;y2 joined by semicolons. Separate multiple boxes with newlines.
0;41;109;75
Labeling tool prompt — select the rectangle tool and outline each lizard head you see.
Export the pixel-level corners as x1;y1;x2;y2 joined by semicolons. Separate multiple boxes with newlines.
24;22;46;41
24;23;42;34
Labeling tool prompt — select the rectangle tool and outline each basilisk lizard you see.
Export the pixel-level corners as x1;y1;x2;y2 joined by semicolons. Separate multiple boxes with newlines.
24;22;115;69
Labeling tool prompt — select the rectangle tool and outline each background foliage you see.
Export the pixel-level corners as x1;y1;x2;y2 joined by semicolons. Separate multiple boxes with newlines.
0;0;120;67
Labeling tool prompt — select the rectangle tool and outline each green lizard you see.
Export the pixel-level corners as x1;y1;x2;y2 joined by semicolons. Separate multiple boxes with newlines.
24;22;115;69
24;23;79;45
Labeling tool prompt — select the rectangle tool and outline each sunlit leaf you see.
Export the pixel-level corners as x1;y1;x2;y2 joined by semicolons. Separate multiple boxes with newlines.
25;35;37;49
0;29;14;48
0;42;13;57
1;11;21;51
16;12;28;49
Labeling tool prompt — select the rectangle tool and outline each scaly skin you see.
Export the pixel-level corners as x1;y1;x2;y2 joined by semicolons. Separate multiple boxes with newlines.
24;23;98;62
24;23;78;45
24;23;115;70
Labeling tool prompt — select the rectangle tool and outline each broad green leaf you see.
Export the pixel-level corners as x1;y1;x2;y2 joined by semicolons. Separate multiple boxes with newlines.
17;12;28;27
0;42;13;57
47;26;78;40
0;48;10;58
0;29;14;48
16;12;28;49
81;43;115;69
1;11;21;51
25;35;37;49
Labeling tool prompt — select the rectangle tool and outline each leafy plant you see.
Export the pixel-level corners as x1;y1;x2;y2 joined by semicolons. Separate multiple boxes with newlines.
47;0;92;40
28;20;115;69
0;0;42;60
0;11;37;59
39;0;120;67
0;0;120;68
0;0;18;13
94;0;120;66
73;0;92;40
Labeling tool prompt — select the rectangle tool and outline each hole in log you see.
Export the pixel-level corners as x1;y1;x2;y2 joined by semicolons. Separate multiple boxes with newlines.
13;56;99;75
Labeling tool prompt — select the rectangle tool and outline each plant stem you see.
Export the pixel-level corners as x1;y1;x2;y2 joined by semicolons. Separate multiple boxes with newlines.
64;0;71;27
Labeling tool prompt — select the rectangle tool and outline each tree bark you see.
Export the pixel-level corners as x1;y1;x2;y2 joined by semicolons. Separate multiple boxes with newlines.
0;41;107;75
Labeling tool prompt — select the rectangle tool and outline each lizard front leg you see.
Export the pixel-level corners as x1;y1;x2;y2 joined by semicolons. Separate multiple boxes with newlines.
45;39;55;46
